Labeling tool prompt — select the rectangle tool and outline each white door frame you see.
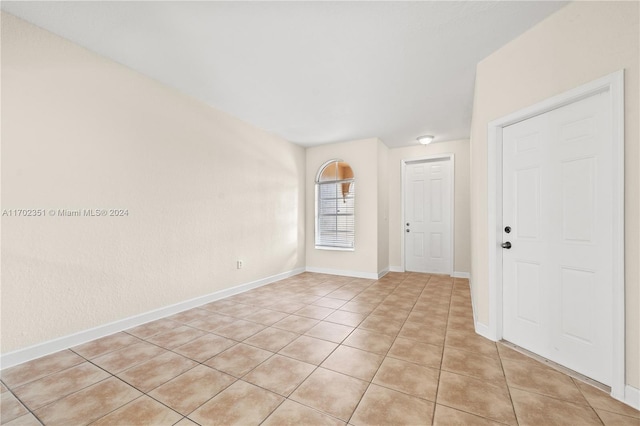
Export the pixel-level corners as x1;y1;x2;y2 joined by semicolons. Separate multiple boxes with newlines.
401;154;455;275
486;70;625;400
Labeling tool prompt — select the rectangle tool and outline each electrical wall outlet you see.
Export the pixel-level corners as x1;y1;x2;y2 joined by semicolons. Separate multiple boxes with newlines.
237;260;243;269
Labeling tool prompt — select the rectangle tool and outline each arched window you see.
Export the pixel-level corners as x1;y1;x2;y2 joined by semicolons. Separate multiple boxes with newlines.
315;160;355;250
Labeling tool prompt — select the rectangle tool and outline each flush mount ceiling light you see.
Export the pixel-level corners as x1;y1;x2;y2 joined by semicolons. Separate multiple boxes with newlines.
417;135;435;145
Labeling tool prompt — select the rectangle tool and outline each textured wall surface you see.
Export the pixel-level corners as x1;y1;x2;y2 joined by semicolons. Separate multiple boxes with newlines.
377;140;389;275
1;13;306;353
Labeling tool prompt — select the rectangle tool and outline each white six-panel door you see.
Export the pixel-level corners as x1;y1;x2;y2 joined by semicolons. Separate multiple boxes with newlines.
502;91;613;385
405;159;452;274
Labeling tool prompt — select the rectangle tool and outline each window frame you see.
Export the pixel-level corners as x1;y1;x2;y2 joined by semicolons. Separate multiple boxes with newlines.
314;159;355;251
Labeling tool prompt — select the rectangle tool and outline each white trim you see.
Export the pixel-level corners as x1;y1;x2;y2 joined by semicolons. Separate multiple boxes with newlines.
305;266;379;280
487;70;625;399
474;321;494;341
314;158;356;251
0;268;305;369
623;385;640;410
470;273;498;341
377;268;389;279
314;246;355;252
452;271;470;279
400;154;455;275
386;268;469;279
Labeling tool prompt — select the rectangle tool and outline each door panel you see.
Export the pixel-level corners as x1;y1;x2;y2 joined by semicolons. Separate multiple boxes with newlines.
560;267;595;344
502;91;612;385
412;180;425;222
430;179;443;222
561;158;595;242
430;232;443;259
515;261;541;325
515;167;540;239
413;232;425;257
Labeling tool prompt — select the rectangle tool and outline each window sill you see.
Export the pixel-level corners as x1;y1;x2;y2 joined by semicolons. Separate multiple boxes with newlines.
314;246;355;252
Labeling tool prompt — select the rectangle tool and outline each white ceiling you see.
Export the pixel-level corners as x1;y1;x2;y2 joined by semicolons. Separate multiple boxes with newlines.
2;1;567;148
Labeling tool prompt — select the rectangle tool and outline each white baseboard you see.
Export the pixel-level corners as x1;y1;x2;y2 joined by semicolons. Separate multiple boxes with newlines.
305;266;380;280
452;271;471;279
1;268;305;370
474;321;497;342
470;273;497;342
623;385;640;410
387;267;469;278
377;268;389;279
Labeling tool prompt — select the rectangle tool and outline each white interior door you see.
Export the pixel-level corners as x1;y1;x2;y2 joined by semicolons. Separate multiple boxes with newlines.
502;91;613;385
404;159;452;274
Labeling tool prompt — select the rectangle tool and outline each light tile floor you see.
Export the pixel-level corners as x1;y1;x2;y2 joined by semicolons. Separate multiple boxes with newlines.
2;272;639;425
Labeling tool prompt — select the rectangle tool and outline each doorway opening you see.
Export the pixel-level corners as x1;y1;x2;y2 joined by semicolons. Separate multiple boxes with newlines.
486;70;624;399
401;154;454;275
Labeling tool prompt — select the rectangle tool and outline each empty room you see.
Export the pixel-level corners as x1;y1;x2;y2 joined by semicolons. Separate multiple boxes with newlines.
1;1;639;425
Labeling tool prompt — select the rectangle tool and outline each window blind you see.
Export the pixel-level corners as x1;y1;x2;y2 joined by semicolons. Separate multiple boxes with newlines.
316;179;355;249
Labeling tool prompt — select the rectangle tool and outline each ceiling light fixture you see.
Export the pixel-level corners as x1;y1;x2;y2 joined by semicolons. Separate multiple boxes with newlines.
417;135;434;145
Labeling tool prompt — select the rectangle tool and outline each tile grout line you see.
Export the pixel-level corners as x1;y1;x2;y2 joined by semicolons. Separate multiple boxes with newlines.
1;382;45;425
8;345;133;426
262;275;395;423
498;338;619;423
2;273;435;425
570;376;608;425
71;318;267;425
270;277;381;424
431;276;455;424
77;349;190;426
346;274;437;425
344;279;407;424
445;280;519;425
182;275;374;425
259;275;383;425
9;273;627;425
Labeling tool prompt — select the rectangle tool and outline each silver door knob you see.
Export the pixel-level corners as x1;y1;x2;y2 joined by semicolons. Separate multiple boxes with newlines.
501;242;512;249
406;229;410;233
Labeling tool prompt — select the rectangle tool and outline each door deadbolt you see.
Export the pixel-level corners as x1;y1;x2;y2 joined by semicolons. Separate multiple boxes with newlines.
505;226;511;233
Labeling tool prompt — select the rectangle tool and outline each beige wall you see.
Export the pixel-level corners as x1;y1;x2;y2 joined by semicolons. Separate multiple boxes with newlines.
387;140;471;274
469;2;639;387
305;138;387;277
1;13;306;353
377;140;390;274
